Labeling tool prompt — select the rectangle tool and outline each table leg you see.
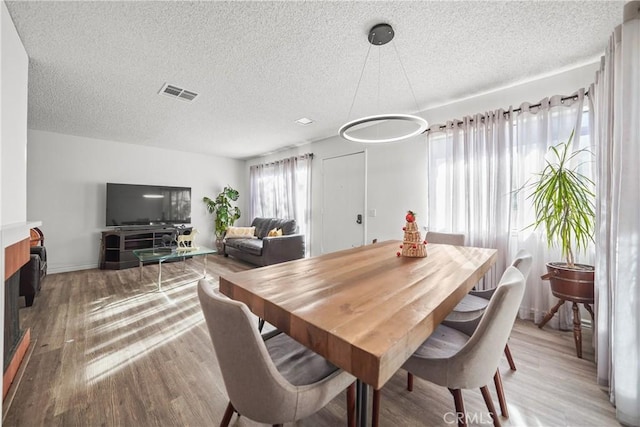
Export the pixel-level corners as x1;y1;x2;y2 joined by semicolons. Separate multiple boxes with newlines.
572;302;582;358
139;260;143;281
372;388;380;427
355;380;362;424
203;254;207;278
158;260;163;291
356;380;369;427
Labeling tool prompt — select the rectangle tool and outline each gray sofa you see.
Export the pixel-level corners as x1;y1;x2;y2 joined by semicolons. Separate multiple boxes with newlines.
223;217;305;267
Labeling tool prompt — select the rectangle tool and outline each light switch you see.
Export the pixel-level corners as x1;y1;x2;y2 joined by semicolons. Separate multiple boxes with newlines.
368;209;377;217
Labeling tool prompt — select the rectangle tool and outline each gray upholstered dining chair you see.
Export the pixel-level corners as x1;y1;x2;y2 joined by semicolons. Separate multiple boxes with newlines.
197;280;356;427
425;231;465;246
422;249;532;419
401;266;526;427
445;249;533;371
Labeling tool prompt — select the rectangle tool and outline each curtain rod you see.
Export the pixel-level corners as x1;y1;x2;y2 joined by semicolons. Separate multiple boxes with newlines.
252;153;314;168
425;90;589;133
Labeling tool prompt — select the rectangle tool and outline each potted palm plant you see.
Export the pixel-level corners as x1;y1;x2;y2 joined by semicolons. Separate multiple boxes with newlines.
203;186;241;253
528;130;596;317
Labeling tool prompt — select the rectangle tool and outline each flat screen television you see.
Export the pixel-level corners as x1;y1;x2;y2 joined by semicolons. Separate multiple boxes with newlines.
106;183;191;227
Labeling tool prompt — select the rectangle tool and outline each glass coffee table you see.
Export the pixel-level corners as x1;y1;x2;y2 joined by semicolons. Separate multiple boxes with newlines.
132;246;217;291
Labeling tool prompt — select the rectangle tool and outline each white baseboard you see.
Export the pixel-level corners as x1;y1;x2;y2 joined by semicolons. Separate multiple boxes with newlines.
48;263;99;274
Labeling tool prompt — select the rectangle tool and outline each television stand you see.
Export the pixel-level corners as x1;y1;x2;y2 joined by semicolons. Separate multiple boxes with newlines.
115;224;180;231
99;226;192;270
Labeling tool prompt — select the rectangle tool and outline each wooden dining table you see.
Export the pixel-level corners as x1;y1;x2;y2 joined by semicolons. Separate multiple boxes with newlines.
219;239;497;426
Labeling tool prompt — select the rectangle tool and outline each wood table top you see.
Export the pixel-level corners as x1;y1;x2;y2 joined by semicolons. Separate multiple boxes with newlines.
219;240;497;389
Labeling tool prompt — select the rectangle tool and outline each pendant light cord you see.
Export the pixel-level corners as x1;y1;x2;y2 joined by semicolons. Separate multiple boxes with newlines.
377;46;381;113
377;46;381;140
346;42;373;120
392;39;422;113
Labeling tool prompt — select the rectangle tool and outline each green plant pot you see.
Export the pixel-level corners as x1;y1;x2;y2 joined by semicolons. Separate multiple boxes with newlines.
215;238;224;254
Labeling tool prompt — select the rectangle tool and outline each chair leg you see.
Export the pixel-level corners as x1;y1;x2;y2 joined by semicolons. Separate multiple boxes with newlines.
347;382;356;427
504;343;516;371
480;385;501;427
258;318;265;332
407;372;414;391
220;402;235;427
448;388;467;427
372;388;381;427
493;370;509;418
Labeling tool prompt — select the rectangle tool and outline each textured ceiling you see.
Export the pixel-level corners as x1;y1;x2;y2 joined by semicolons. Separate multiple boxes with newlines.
6;1;623;159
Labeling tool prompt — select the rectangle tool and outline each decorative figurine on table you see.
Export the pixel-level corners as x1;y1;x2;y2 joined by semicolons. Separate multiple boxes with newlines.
177;229;199;251
397;210;428;258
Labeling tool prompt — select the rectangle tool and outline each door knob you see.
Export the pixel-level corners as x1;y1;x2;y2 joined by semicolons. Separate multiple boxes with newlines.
356;214;363;224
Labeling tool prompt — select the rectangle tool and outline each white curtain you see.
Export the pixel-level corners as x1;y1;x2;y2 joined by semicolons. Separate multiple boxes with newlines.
512;91;591;329
426;111;512;290
249;154;312;254
426;91;591;329
590;2;640;424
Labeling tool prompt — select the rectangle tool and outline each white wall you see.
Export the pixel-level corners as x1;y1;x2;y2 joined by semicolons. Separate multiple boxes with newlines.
1;0;28;225
27;130;245;273
245;62;600;257
1;0;29;393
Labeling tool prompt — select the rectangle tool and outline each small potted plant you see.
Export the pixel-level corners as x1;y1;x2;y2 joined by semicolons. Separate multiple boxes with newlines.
203;186;241;253
527;130;595;330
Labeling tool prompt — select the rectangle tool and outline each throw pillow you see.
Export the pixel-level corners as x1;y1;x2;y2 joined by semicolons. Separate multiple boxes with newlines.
225;226;256;239
267;228;283;237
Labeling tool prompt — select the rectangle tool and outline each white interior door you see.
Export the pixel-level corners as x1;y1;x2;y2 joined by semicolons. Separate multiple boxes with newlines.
322;152;365;253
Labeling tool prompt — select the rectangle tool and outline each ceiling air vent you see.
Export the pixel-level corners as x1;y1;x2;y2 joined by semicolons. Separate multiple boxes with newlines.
159;83;199;102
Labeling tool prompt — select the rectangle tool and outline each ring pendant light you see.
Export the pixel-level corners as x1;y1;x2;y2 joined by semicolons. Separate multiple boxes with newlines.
339;23;428;144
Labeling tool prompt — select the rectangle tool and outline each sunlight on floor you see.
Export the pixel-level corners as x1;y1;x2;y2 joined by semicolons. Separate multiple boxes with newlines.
506;403;544;426
87;298;199;354
89;289;197;335
84;278;210;385
89;272;201;320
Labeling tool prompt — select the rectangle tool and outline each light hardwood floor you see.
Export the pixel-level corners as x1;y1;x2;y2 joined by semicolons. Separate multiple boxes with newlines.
4;255;618;426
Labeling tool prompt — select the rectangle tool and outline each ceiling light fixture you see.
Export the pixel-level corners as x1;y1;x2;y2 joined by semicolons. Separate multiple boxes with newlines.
339;23;428;144
295;117;314;125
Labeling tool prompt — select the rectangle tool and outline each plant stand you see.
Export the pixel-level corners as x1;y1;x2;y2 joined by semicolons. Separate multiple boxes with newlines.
538;299;594;358
538;262;595;358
